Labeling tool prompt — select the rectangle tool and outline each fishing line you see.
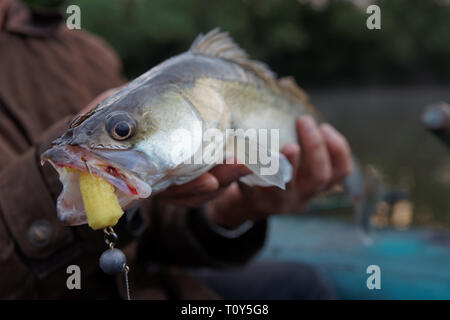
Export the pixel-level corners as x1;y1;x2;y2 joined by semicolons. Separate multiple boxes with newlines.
124;265;131;301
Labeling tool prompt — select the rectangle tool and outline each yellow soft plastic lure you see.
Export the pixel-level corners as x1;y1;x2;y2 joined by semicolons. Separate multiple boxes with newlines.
78;170;124;230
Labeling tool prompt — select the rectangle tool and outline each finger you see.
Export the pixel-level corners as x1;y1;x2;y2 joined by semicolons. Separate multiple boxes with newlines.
157;173;219;198
296;116;332;194
162;188;226;207
320;123;353;183
236;180;284;211
281;143;301;188
209;162;251;187
206;183;251;227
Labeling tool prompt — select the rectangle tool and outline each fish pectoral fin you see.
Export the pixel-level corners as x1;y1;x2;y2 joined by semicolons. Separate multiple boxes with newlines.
239;152;292;189
229;134;292;189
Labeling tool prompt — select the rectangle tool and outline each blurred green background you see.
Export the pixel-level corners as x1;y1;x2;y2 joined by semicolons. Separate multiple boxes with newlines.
70;0;450;227
72;0;450;84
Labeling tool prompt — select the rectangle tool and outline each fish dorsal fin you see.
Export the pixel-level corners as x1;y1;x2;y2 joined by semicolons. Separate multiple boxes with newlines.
190;28;248;62
190;28;310;106
190;28;277;86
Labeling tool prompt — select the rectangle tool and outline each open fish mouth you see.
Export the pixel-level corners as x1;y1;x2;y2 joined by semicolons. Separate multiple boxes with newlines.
41;145;152;226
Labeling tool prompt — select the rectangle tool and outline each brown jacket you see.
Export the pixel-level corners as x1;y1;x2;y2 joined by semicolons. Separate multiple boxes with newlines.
0;0;266;299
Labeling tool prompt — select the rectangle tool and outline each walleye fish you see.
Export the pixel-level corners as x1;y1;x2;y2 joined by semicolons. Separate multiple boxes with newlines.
41;29;380;233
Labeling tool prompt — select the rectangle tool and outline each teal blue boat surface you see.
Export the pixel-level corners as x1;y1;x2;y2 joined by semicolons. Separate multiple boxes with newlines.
258;215;450;299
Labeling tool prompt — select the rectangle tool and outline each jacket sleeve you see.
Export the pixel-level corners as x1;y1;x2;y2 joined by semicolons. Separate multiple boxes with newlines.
0;116;76;299
136;200;267;269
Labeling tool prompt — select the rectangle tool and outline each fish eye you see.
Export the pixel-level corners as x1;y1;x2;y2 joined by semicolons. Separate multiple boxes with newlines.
112;121;132;140
105;112;136;141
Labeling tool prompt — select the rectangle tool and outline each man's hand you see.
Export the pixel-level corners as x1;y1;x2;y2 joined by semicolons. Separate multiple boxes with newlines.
156;116;353;228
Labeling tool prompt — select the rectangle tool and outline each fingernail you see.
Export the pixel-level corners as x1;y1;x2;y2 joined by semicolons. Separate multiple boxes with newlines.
192;176;218;194
321;124;339;141
299;115;315;129
300;116;320;139
302;116;317;131
282;143;300;155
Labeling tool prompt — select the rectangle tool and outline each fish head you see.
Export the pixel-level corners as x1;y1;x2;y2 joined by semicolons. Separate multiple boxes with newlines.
41;83;204;226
